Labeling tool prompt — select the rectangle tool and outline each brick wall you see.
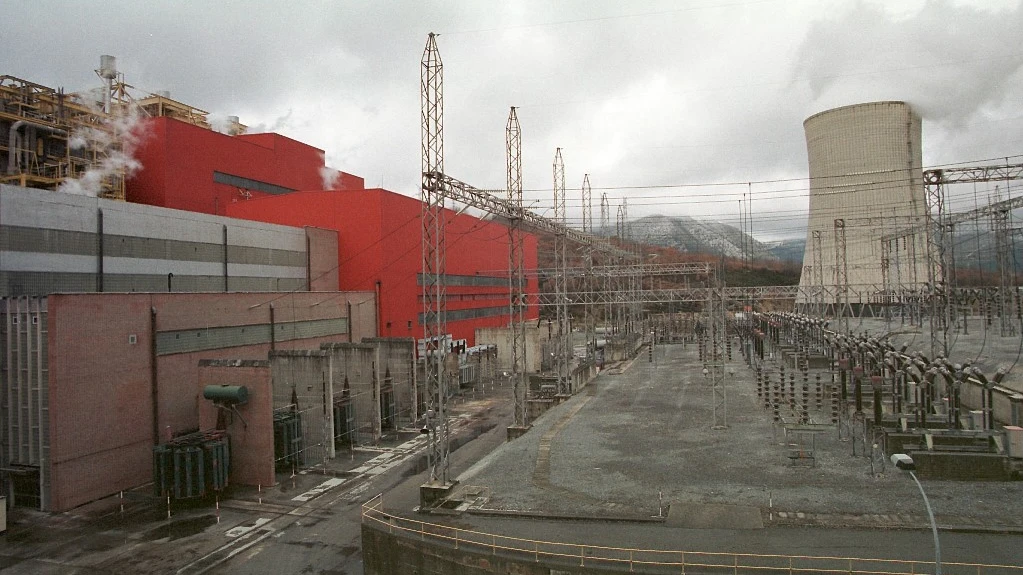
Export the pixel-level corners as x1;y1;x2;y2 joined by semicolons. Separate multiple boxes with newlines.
197;360;274;487
44;290;374;511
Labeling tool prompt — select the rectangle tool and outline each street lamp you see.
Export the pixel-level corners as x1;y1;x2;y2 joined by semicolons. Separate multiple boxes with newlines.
891;454;941;575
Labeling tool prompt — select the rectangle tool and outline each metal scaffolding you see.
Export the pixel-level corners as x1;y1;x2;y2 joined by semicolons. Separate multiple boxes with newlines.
1;59;226;201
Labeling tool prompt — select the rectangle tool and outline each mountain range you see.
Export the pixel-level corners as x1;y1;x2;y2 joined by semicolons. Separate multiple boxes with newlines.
600;214;806;263
606;213;1023;275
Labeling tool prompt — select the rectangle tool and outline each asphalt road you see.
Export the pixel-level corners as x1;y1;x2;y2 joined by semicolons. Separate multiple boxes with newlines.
4;341;1023;574
212;394;517;575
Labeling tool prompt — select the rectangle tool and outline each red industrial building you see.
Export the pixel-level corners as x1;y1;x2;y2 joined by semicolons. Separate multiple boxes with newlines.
128;116;540;345
128;116;365;216
226;189;539;344
3;72;540;513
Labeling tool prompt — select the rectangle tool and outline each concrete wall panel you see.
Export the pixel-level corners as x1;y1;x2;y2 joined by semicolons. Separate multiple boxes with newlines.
475;323;543;373
0;185;315;297
360;337;417;426
306;226;339;291
270;350;332;467
29;290;374;511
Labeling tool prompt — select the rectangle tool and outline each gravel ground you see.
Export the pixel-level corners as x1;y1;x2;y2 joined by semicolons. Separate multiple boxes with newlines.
457;328;1023;526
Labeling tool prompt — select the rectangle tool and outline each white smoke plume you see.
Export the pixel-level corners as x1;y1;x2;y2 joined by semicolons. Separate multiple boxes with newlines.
319;166;342;189
318;151;343;190
244;109;293;134
207;112;233;134
58;101;150;197
791;1;1023;126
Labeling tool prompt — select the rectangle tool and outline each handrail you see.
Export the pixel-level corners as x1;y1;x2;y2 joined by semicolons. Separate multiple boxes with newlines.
362;494;1022;574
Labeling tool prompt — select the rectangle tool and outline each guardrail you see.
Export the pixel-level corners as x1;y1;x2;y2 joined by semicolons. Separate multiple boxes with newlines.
362;494;1023;575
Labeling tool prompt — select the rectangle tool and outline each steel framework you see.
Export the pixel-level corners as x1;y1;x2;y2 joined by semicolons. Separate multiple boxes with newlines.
581;174;592;234
992;193;1016;337
581;175;594;359
833;218;850;334
506;107;528;426
811;230;823;316
420;33;450;483
553;148;570;393
882;163;1023;357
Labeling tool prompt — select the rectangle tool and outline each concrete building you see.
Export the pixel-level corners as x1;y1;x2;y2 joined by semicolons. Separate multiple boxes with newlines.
797;101;928;308
0;183;339;296
1;291;375;511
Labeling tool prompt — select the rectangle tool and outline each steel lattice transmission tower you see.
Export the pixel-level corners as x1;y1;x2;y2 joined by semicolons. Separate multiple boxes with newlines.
420;32;450;483
506;107;528;426
581;174;592;233
616;203;627;334
811;230;823;316
581;175;594;360
601;192;612;330
993;191;1017;337
920;164;1023;357
553;148;570;394
600;192;610;232
833;218;849;335
924;170;949;358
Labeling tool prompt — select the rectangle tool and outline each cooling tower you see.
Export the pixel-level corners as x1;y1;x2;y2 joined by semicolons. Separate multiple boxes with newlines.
797;101;927;309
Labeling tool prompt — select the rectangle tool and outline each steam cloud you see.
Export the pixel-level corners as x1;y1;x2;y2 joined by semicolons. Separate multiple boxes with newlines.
244;109;294;134
319;165;341;189
58;103;149;197
207;112;233;134
792;1;1023;125
316;150;342;190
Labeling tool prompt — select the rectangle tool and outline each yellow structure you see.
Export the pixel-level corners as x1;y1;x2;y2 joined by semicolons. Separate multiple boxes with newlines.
0;56;239;201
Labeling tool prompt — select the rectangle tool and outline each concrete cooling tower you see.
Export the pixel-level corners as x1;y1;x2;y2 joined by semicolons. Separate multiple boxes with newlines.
797;101;928;310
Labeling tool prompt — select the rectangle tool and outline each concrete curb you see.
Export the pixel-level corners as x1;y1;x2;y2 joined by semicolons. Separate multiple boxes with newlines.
464;507;668;524
460;506;1023;534
769;510;1023;534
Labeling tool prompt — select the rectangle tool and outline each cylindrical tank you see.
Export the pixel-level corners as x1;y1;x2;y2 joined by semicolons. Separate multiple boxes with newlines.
798;101;927;305
154;90;171;99
99;55;118;79
203;384;249;405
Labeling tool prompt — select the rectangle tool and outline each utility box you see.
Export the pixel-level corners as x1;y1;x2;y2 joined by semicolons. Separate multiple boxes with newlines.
1005;426;1023;459
968;410;984;430
0;495;6;534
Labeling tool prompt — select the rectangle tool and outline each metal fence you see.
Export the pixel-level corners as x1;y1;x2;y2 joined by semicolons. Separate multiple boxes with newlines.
362;494;1023;575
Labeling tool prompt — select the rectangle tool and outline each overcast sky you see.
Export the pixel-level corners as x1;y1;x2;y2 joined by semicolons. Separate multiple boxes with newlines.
4;0;1021;240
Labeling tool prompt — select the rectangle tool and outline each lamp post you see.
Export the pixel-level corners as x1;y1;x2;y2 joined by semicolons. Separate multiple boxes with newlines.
891;454;941;575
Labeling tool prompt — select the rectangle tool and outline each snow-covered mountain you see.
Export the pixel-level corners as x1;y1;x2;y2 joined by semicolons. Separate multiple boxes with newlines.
601;214;805;263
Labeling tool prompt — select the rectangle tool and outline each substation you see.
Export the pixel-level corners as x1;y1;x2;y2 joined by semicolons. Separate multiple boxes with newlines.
361;35;1023;575
0;35;1021;575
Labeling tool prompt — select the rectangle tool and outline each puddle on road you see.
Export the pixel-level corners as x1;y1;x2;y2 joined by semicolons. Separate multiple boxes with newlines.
142;514;218;541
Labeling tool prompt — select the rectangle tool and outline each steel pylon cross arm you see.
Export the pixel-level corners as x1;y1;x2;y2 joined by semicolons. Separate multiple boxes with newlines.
424;172;637;260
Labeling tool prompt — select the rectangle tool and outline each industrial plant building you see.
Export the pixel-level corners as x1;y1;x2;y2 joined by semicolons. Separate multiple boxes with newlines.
0;61;539;511
797;101;929;307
